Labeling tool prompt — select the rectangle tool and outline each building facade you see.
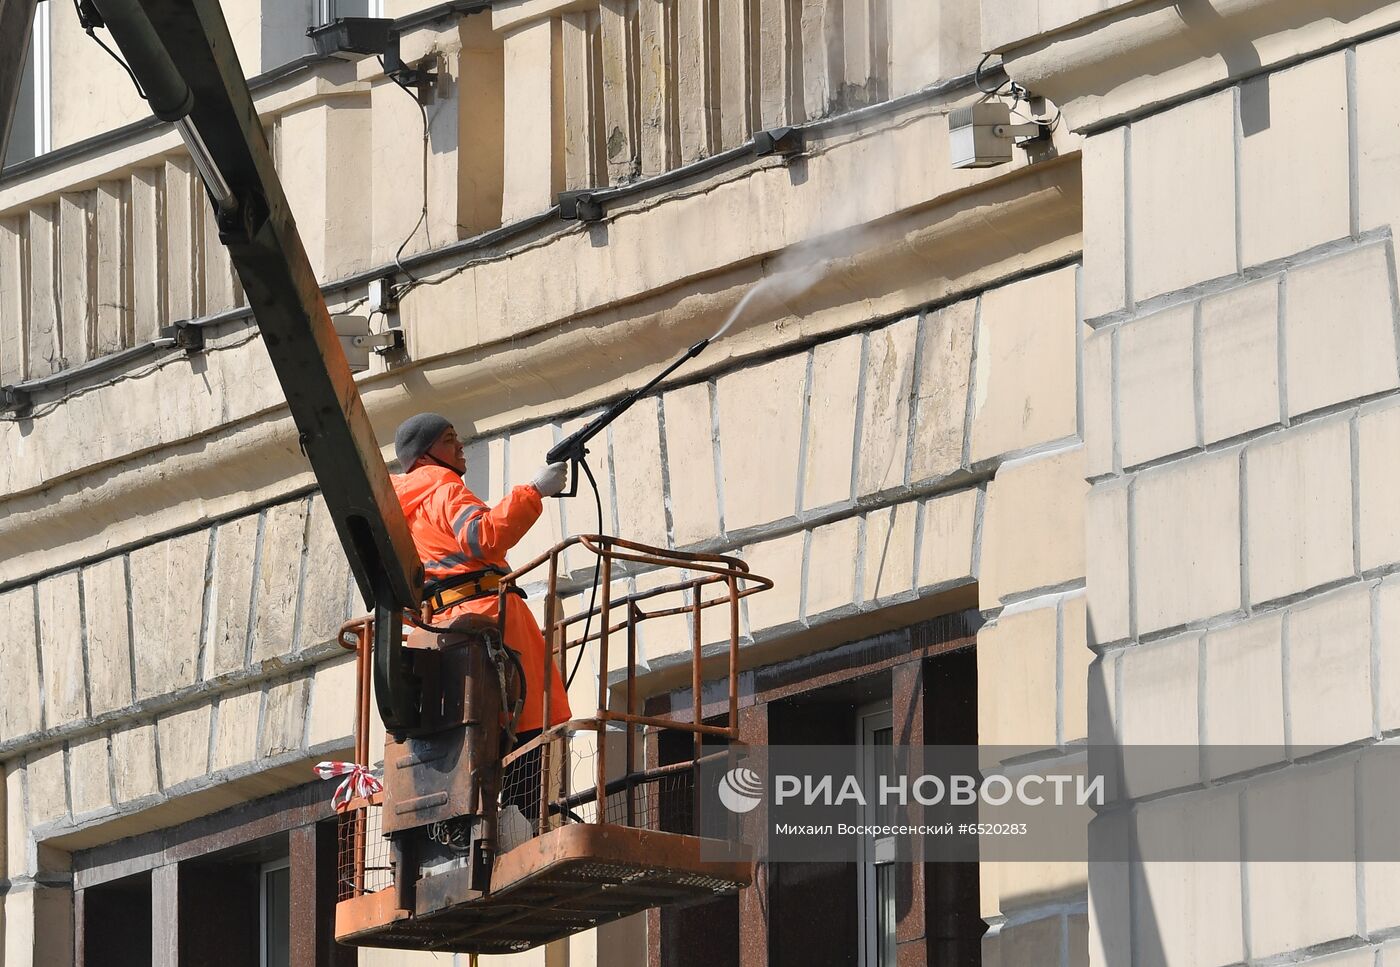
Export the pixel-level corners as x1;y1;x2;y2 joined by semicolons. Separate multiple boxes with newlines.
1;0;1394;964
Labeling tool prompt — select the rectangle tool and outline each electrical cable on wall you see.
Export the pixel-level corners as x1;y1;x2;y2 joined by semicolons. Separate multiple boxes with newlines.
378;54;432;291
565;455;606;689
73;0;148;101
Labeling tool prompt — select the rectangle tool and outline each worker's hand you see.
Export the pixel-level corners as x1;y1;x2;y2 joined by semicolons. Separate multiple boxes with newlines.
531;462;569;498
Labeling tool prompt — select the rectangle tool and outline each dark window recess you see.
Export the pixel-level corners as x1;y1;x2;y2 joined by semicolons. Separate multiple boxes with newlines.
650;613;983;967
923;647;983;965
77;807;353;967
80;872;153;967
656;724;741;967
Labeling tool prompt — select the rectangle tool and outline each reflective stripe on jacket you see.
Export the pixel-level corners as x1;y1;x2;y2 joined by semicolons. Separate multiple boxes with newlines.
390;465;571;731
391;465;542;584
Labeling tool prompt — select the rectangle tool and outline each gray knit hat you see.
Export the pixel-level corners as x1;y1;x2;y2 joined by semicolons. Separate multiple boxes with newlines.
394;413;453;471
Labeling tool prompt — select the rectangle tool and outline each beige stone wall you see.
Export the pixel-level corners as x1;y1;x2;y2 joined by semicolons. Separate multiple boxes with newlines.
1056;15;1400;967
0;2;1103;964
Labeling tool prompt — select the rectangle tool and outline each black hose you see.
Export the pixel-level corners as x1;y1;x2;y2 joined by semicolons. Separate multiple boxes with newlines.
565;456;606;689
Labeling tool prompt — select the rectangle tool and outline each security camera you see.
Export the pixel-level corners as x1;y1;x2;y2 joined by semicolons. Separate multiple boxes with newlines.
948;101;1044;169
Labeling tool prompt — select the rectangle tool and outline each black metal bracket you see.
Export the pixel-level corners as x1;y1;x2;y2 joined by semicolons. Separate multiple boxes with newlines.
382;33;438;101
557;190;605;222
752;126;804;158
160;320;206;353
0;385;32;416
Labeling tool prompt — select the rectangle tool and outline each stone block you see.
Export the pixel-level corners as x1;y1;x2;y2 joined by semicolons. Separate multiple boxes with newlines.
1085;482;1130;646
1240;53;1350;267
0;587;41;742
1061;593;1091;744
1199;277;1282;444
610;398;669;549
970;268;1078;463
1202;614;1285;777
57;194;91;367
110;722;159;803
554;413;616;547
862;501;917;603
997;840;1084;913
307;656;358;749
1130;790;1244;967
857;316;919;497
805;517;860;619
205;514;259;679
718;353;807;532
67;734;111;816
911;299;976;485
1361;749;1400;935
4;885;74;967
741;531;806;634
26;205;59;379
212;686;262;772
1245;419;1354;605
1359;402;1400;572
1118;634;1200;796
980;448;1086;606
1357;32;1400;232
1288;584;1374;749
996;912;1062;967
261;676;311;759
0;218;23;385
36;572;86;728
506;423;569;572
916;486;979;591
4;762;22;878
633;568;694;666
501;19;559;223
297;496;352;649
1088;813;1131;967
250;500;309;665
662;382;722;547
977;606;1057;752
1083;128;1126;318
802;335;861;511
1285;244;1400;418
82;557;132;717
1377;576;1400;732
25;746;67;826
1244;758;1357;958
157;703;212;788
1083;326;1113;478
131;531;208;699
1087;652;1119;750
1118;304;1197;468
1134;450;1241;633
1130;89;1237;300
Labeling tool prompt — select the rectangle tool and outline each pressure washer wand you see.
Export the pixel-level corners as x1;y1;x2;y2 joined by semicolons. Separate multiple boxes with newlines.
546;338;710;498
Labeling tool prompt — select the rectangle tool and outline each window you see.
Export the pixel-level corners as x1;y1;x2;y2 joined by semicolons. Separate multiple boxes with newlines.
4;0;51;167
260;857;291;967
316;0;384;23
857;701;896;967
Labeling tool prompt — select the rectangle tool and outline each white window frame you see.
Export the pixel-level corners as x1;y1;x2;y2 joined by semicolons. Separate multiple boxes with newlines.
857;699;895;967
258;855;292;967
32;0;51;156
6;0;51;166
317;0;384;23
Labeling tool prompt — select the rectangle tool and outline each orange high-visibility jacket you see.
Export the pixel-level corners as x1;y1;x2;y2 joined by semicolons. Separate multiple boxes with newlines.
391;464;571;733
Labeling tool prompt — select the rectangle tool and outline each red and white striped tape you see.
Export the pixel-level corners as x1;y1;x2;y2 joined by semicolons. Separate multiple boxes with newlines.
313;761;384;812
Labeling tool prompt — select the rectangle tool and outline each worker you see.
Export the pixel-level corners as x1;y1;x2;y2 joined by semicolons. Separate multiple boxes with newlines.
390;413;573;824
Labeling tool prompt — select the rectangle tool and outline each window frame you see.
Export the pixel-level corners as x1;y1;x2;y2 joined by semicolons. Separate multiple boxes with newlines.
5;0;51;166
259;854;293;967
856;699;896;967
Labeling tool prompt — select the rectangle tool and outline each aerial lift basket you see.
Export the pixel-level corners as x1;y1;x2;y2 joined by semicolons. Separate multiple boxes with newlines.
332;535;771;954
